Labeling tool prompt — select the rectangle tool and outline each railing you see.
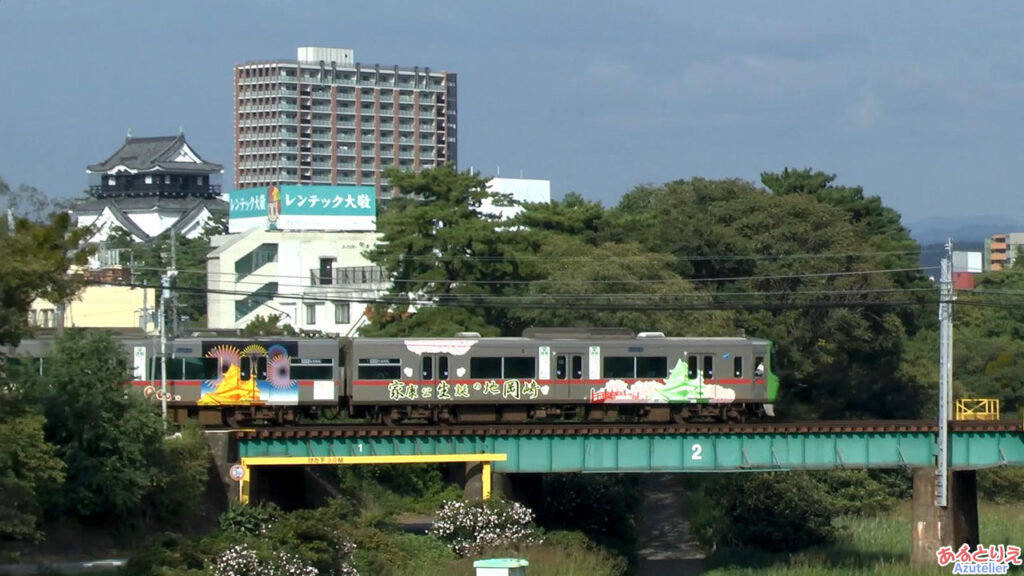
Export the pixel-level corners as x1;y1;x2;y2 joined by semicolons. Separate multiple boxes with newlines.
89;184;222;197
309;266;388;287
955;398;1000;421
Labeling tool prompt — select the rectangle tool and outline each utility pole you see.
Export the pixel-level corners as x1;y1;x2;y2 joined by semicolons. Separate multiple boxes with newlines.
936;238;954;507
159;242;178;429
170;229;178;337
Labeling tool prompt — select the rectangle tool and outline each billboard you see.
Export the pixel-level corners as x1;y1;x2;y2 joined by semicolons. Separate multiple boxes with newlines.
228;185;376;233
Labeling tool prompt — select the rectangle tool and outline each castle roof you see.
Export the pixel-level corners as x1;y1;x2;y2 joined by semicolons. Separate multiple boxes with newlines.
87;133;223;175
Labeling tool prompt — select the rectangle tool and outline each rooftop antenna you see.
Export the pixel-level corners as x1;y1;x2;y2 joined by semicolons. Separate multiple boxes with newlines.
178;124;184;136
126;128;133;142
497;166;500;176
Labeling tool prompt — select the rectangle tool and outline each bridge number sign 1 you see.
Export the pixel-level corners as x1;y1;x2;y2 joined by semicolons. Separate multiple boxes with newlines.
230;464;245;482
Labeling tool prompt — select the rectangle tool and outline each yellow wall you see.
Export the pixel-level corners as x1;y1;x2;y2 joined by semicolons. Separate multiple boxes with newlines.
30;285;157;333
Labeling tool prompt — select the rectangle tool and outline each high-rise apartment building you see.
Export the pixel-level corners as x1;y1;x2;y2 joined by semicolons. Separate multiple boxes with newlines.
234;47;457;199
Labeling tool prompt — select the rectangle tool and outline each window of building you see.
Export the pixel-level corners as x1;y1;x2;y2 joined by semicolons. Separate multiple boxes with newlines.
144;175;153;184
305;303;317;325
334;302;349;324
107;177;116;186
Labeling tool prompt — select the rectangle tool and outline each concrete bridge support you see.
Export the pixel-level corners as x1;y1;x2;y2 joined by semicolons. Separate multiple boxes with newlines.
910;468;979;565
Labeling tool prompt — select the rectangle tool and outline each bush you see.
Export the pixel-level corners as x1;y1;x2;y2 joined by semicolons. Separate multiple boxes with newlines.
688;472;841;553
978;467;1024;504
430;498;542;557
218;503;279;536
210;543;336;576
532;473;641;561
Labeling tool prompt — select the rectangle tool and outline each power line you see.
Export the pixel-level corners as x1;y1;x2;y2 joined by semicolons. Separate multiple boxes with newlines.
126;264;938;287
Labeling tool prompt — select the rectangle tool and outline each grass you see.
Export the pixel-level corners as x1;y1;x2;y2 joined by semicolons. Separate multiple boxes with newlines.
702;501;1024;576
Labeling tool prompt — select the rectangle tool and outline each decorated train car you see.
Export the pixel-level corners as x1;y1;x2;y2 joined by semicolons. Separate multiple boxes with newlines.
348;328;778;424
2;328;779;426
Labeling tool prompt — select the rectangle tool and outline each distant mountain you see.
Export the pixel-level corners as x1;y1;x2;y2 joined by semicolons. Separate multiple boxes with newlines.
906;215;1024;246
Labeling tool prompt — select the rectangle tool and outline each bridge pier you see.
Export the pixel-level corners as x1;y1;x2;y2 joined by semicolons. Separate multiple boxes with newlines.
910;468;979;565
204;430;240;505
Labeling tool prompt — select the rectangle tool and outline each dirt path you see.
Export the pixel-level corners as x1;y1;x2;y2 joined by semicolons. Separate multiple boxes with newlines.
635;474;706;576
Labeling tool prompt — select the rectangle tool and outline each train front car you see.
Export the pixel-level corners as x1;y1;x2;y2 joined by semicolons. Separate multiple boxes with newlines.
348;330;779;424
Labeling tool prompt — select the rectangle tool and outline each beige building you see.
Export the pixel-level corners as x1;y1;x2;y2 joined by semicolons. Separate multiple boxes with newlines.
30;281;157;333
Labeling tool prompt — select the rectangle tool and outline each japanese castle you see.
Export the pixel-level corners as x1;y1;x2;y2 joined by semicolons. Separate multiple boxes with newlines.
74;132;227;242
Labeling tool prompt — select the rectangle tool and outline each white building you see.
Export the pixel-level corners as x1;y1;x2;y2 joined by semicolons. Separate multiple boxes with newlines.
206;228;385;334
480;177;552;220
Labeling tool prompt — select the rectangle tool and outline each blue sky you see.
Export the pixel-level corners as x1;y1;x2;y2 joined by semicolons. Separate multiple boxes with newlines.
2;1;1023;228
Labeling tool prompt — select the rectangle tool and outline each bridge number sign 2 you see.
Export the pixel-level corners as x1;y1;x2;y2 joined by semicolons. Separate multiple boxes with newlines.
691;444;703;461
230;464;245;482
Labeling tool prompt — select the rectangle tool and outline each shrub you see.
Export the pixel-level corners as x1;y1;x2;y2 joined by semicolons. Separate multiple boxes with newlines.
978;467;1024;504
430;498;543;557
210;543;340;576
218;502;279;536
532;473;641;561
688;472;841;553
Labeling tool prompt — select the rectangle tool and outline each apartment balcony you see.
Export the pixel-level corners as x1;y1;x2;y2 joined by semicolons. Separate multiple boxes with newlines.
309;266;388;288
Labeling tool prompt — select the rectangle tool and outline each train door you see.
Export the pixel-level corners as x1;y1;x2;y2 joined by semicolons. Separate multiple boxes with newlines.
419;355;452;382
552;347;586;401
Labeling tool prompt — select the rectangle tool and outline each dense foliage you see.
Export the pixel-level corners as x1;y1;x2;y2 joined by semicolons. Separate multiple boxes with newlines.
1;330;212;543
365;166;936;421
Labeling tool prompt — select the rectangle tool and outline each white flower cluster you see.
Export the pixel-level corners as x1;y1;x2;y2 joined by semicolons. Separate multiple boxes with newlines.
210;544;348;576
430;499;544;557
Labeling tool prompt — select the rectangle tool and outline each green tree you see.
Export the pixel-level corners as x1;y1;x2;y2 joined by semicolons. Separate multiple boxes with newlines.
604;172;929;419
35;329;165;524
0;177;94;346
363;165;536;336
0;408;65;541
105;214;226;331
242;313;298;336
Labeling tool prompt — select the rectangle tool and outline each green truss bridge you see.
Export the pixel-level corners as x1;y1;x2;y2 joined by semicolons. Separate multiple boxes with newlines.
223;419;1023;566
233;420;1024;473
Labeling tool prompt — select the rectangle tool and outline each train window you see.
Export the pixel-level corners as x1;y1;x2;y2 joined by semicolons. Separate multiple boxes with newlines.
422;356;433;380
164;358;185;380
439;356;449;380
256;357;268;380
183;358;206;379
637;357;667;378
357;358;401;379
603;357;635;379
556;355;567;380
503;357;535;379
754;356;765;378
702;356;713;378
572;356;582;379
687;356;697;379
290;364;333;379
470;357;502;378
733;357;743;378
240;357;252;380
201;358;221;379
